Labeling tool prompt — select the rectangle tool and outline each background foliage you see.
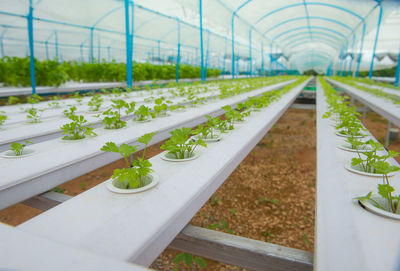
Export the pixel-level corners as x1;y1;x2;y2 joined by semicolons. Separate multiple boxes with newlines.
0;57;221;87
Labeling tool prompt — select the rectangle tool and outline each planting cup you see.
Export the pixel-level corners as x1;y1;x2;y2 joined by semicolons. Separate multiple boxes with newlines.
106;173;159;194
337;143;372;153
358;195;400;220
1;148;36;158
335;131;366;138
134;117;152;123
59;136;89;142
192;133;222;142
344;163;396;177
161;151;200;162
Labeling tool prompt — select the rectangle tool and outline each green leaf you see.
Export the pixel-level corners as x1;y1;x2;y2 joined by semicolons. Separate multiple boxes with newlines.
378;184;395;200
101;142;120;153
194;257;207;268
184;253;193;266
138;132;156;146
173;252;185;264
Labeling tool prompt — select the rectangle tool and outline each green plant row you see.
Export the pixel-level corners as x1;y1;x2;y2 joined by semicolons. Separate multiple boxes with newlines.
352;76;399;91
0;56;221;87
98;76;305;190
320;77;400;215
330;76;400;105
358;66;398;79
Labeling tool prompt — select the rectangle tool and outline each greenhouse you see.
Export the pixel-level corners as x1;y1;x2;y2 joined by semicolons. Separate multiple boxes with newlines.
0;0;399;270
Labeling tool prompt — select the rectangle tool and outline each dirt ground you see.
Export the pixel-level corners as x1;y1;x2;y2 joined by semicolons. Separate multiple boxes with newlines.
1;104;396;270
360;111;400;163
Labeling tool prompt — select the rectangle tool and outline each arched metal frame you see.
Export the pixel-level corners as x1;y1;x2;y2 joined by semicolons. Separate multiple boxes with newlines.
0;0;389;93
280;30;343;47
284;35;342;50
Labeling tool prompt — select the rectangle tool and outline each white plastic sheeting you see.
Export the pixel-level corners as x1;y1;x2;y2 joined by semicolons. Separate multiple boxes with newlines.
0;0;399;74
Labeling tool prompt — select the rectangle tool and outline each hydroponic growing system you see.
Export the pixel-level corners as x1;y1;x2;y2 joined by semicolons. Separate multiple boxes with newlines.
0;1;400;271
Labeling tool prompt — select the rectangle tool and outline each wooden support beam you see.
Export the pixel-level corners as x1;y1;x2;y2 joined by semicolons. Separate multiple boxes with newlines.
169;225;313;271
22;192;72;211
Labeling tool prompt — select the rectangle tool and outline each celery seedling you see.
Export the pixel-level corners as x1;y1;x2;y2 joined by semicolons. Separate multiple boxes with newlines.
61;115;96;140
88;94;103;111
26;107;43;123
101;132;156;189
0;111;7;127
134;105;151;121
63;105;77;118
161;127;206;159
10;140;33;156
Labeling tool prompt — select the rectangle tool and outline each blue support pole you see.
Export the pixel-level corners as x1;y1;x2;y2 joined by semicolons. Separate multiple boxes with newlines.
231;12;236;79
249;29;252;77
369;2;383;79
343;55;348;77
44;40;49;59
199;0;205;81
98;37;101;63
124;0;133;88
157;40;160;62
222;37;227;77
80;43;83;62
176;18;181;83
195;48;198;66
395;50;400;87
205;30;210;80
54;30;58;60
356;23;366;77
0;38;4;57
90;27;94;63
261;41;264;76
27;0;36;95
269;43;273;77
107;46;111;62
348;34;355;76
236;55;239;77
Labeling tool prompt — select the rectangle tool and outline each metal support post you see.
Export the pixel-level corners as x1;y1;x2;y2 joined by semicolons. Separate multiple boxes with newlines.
176;18;181;83
368;2;383;79
27;0;36;95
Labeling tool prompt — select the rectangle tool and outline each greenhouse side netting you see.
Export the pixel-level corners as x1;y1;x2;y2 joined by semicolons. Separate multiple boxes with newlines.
0;0;399;93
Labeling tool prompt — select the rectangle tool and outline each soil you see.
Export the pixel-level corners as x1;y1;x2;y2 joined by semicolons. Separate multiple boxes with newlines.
0;105;396;270
360;111;400;163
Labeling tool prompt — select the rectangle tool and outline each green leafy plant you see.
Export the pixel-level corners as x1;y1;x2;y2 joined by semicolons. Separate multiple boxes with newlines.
47;96;62;109
134;105;151;121
0;111;7;127
222;105;244;124
63;105;77;118
169;104;186;111
172;253;207;271
152;98;169;117
72;92;83;104
205;115;232;133
8;96;20;105
27;94;43;107
26;107;43;123
100;132;156;189
99;99;135;129
88;94;103;111
61;115;96;140
355;160;400;214
351;140;399;174
9;140;33;156
161;127;207;159
237;102;251;117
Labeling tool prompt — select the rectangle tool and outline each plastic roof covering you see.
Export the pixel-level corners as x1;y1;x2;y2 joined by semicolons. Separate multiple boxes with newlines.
0;0;399;75
0;0;246;70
